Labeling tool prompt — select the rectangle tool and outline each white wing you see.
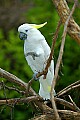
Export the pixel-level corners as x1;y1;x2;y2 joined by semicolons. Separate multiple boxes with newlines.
24;37;51;72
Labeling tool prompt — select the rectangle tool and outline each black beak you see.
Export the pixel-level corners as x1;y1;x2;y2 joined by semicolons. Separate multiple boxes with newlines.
19;32;27;40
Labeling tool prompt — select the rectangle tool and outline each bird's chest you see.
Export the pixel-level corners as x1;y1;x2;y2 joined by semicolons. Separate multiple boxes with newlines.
24;41;46;72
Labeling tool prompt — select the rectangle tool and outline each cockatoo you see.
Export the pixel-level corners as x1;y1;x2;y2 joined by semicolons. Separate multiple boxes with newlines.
18;22;54;100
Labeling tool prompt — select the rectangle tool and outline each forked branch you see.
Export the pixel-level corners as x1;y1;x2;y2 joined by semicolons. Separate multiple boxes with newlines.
52;0;80;44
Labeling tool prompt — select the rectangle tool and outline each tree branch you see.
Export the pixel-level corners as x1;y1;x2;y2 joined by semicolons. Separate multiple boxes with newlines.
0;81;25;95
0;67;80;119
68;95;80;112
55;97;80;112
0;97;79;112
0;68;51;113
0;68;36;96
50;1;77;120
0;96;42;105
31;110;80;120
52;0;80;44
57;80;80;97
43;20;61;79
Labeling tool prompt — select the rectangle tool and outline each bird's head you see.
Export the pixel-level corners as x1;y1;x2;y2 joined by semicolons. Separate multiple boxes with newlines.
18;22;47;40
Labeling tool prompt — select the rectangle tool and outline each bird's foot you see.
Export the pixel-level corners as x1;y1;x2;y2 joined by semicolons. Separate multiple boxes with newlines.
33;72;40;81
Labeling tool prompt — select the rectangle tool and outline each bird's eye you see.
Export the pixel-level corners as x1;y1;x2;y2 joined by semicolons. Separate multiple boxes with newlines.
25;30;28;32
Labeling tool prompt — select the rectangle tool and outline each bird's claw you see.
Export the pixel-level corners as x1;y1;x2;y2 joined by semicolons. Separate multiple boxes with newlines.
33;72;39;81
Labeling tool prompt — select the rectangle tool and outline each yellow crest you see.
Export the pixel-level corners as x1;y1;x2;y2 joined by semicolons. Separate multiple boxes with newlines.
31;22;47;29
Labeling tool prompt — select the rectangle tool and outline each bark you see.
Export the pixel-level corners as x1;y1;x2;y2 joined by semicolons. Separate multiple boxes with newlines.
52;0;80;44
31;110;80;120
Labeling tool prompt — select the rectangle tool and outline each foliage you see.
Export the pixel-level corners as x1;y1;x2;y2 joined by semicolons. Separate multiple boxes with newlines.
0;0;80;120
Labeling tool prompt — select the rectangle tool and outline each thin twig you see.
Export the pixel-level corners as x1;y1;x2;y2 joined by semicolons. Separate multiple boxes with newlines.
55;97;79;112
43;20;61;79
68;95;80;111
0;68;37;96
57;80;80;97
0;81;25;95
5;85;25;95
0;96;43;105
57;84;80;97
50;1;77;120
2;81;8;104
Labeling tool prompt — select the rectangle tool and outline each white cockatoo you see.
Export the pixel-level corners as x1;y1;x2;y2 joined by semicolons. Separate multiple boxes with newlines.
18;22;54;100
